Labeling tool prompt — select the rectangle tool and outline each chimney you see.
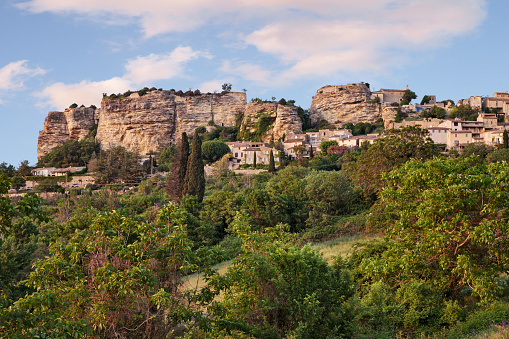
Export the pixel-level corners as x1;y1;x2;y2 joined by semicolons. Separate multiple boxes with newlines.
406;85;409;90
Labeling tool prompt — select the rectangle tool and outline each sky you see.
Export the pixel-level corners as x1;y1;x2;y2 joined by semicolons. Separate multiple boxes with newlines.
1;0;507;166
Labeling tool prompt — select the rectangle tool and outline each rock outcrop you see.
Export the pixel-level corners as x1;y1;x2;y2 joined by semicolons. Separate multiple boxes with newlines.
381;105;399;129
240;102;302;143
96;91;245;155
309;83;382;126
37;107;98;159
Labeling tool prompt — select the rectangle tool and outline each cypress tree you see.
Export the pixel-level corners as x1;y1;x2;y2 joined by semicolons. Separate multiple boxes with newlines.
165;132;189;202
309;145;314;158
184;130;205;202
268;150;276;173
177;132;189;197
253;152;257;169
503;129;508;149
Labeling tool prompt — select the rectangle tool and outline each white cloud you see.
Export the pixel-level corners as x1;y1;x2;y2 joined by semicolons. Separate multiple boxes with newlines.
0;60;46;91
124;47;210;84
36;47;208;108
242;0;487;82
18;0;487;87
35;77;132;108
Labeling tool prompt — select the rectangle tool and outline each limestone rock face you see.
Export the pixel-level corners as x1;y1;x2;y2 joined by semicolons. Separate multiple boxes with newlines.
381;105;399;129
175;92;245;138
240;102;302;142
37;111;69;159
309;83;382;126
64;107;97;140
96;91;246;155
37;107;99;159
272;105;303;141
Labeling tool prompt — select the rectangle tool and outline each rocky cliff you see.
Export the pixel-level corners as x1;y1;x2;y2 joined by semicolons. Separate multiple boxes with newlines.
97;91;245;155
38;90;246;158
240;102;302;143
309;83;382;126
37;107;98;159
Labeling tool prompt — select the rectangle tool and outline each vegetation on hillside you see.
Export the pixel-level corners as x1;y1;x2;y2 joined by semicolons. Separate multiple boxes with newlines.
3;119;509;338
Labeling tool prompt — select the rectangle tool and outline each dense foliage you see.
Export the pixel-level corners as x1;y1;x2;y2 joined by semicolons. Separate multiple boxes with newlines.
2;124;509;338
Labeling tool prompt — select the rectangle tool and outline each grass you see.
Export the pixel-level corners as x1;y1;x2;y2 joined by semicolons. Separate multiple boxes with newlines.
182;259;232;292
310;234;381;262
182;234;380;292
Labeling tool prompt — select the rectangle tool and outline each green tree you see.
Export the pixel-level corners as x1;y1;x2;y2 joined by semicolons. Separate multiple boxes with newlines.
157;144;177;171
487;148;509;163
0;205;218;338
201;140;230;163
94;146;141;184
348;126;438;198
209;214;355;338
402;89;417;104
420;95;431;105
184;131;205;202
449;104;479;121
0;162;15;177
421;105;446;119
503;129;509;149
319;140;338;155
253;151;257;168
459;142;495;164
268;150;276;173
15;160;32;177
166;133;189;201
357;157;509;302
222;83;232;93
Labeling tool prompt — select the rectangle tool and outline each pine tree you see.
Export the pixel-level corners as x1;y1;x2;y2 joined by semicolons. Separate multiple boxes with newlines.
184;130;205;202
253;152;257;169
268;150;276;173
503;129;508;149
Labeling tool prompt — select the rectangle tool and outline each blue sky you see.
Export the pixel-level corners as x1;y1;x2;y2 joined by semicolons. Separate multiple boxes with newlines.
0;0;506;166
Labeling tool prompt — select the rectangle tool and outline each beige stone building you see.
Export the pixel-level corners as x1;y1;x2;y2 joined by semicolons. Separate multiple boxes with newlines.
371;88;407;104
225;141;279;165
447;130;473;149
428;127;449;144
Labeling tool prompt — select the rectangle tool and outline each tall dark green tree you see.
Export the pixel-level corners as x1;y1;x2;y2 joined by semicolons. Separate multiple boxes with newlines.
268;150;276;173
165;133;189;202
253;151;257;169
503;129;508;149
177;133;189;197
184;131;205;202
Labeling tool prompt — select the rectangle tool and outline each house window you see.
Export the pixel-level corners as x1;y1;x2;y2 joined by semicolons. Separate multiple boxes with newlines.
235;153;238;157
455;134;457;137
246;151;250;155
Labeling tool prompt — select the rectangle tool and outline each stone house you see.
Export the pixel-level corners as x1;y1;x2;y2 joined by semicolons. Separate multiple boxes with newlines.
31;167;57;177
225;141;279;165
446;130;473;149
371;86;409;104
428;127;449;144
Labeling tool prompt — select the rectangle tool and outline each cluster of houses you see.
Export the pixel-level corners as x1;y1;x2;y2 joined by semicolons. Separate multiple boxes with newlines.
390;113;508;150
225;128;380;166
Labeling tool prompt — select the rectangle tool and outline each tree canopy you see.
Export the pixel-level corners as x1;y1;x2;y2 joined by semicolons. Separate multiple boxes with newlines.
348;126;439;198
357;157;509;301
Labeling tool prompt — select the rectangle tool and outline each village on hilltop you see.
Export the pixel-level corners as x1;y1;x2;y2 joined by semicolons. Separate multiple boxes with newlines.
25;84;509;191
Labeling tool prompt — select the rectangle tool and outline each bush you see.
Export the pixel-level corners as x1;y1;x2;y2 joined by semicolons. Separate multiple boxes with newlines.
201;140;230;163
